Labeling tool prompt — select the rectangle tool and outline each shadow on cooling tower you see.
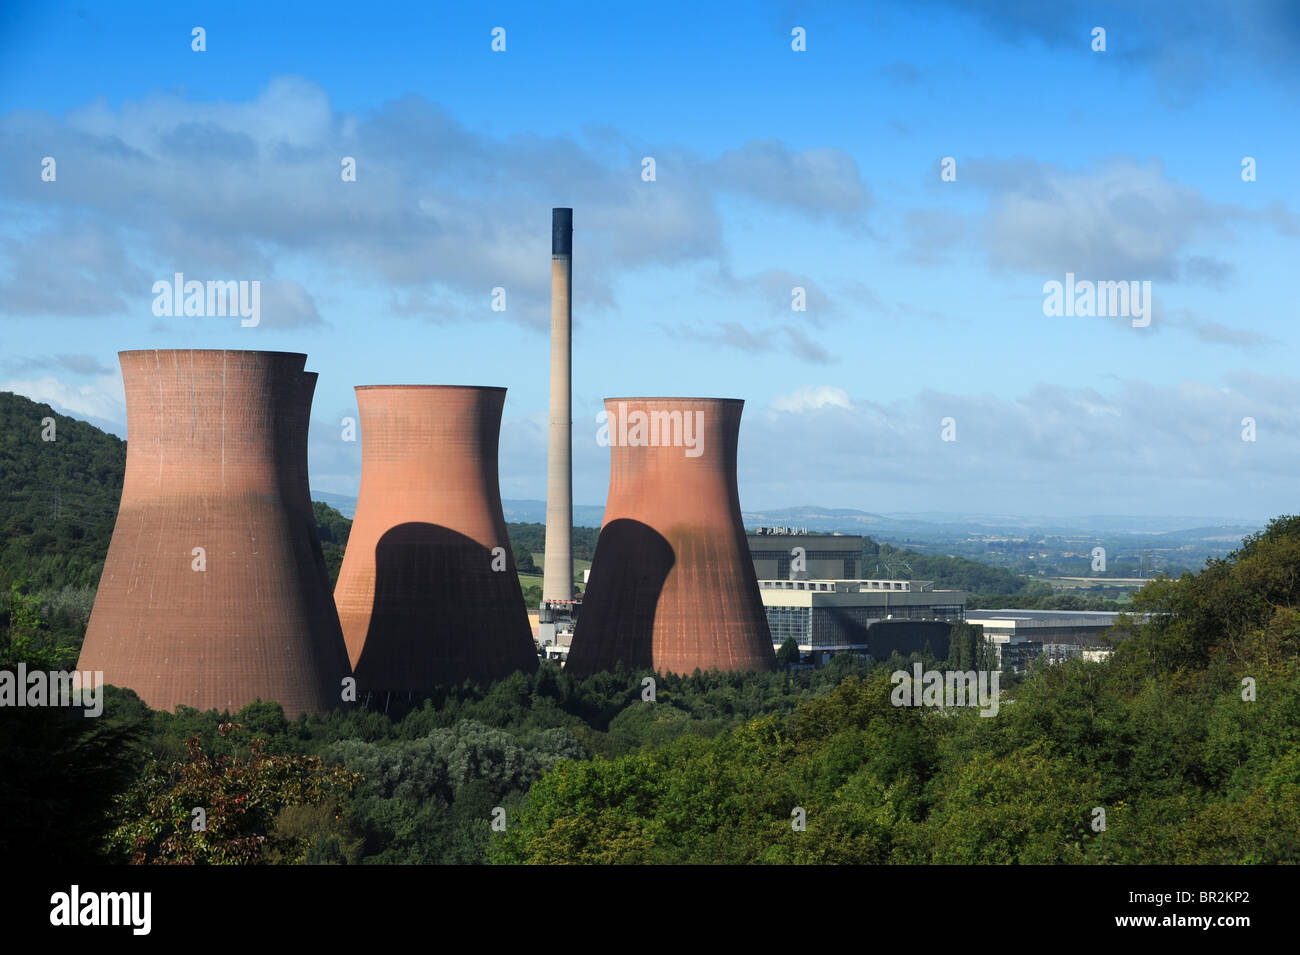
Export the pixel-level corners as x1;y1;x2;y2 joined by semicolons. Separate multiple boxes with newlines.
564;519;675;675
353;522;535;693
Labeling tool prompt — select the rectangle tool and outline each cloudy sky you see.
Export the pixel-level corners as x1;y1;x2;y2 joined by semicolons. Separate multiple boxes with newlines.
1;0;1296;520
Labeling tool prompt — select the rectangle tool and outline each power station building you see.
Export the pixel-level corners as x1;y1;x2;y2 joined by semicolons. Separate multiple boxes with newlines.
759;578;966;665
748;528;862;579
78;349;352;718
746;527;965;664
965;609;1129;671
333;385;538;696
566;397;776;676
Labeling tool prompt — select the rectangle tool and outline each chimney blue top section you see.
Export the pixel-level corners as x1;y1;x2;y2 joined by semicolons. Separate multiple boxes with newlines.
552;208;573;256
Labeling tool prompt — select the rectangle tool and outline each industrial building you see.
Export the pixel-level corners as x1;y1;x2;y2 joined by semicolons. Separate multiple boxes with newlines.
566;397;776;676
965;609;1130;671
759;579;966;665
746;527;965;666
333;385;538;695
747;528;862;579
78;349;352;718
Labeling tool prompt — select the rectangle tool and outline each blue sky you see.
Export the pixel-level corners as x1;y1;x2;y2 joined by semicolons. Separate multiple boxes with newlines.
1;0;1297;519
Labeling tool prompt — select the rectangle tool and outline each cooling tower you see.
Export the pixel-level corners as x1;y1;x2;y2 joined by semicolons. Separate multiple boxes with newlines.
286;371;346;650
566;398;776;675
78;349;352;717
333;386;538;692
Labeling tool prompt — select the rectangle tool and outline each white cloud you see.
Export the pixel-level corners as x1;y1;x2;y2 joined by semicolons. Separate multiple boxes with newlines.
1;374;125;432
976;156;1224;278
0;80;869;329
921;155;1297;283
713;140;871;226
738;375;1300;516
770;385;853;413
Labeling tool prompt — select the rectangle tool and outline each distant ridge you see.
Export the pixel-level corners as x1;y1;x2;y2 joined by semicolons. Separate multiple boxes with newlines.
307;493;1263;540
310;491;360;519
739;505;1264;539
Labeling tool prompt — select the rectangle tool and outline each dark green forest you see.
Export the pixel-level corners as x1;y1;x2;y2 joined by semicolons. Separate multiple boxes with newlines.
1;390;1297;864
490;520;1300;864
505;521;600;565
4;517;1298;864
0;394;124;591
313;500;352;585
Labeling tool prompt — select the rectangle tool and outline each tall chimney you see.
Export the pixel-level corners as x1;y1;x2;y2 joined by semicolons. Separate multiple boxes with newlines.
543;208;574;603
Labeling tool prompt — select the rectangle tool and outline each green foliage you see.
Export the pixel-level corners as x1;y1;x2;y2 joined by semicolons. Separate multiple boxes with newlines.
899;742;1099;863
495;517;1300;864
0;392;125;592
776;636;800;666
505;522;600;563
92;661;886;863
1;580;79;670
864;538;1025;595
2;581;44;661
312;500;352;585
106;720;363;864
970;588;1128;612
7;396;1299;866
1122;513;1300;675
945;622;995;671
862;537;1127;610
0;687;150;863
327;721;584;863
497;655;1300;864
265;802;366;865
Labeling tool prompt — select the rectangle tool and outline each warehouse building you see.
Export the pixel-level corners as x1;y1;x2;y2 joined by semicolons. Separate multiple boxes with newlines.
965;609;1134;671
758;578;966;665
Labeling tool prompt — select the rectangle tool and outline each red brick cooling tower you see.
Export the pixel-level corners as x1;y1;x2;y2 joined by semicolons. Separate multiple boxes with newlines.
77;350;352;717
332;386;538;691
565;398;775;675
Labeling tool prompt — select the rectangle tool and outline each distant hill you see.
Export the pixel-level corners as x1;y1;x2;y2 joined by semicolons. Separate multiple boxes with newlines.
740;505;1263;540
310;491;359;519
503;500;605;528
0;392;1261;606
308;499;1263;544
0;391;126;590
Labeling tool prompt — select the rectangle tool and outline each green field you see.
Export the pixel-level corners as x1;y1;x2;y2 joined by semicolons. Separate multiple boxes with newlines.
1041;578;1140;602
519;554;591;596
